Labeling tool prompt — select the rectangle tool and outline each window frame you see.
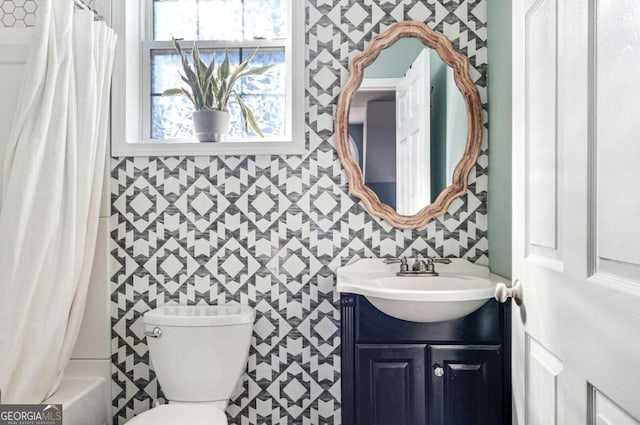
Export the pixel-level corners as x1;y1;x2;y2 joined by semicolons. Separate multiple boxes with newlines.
111;0;305;157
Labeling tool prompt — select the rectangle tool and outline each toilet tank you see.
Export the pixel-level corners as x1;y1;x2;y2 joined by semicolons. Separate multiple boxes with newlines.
143;305;255;403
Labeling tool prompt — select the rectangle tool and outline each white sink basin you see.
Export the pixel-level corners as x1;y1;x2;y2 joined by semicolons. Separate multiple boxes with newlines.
337;258;501;323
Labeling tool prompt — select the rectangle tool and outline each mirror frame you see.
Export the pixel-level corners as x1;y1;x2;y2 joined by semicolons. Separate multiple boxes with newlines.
335;21;483;229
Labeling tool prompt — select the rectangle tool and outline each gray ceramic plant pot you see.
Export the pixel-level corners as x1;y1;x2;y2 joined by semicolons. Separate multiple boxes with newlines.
192;110;230;142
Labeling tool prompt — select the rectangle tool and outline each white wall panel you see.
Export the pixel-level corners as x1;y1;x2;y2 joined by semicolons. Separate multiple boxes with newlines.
72;217;111;360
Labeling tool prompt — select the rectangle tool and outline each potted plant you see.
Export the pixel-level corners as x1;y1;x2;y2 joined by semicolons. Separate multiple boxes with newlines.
163;38;274;142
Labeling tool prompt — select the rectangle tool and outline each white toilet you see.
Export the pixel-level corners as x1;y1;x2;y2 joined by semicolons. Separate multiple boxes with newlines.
128;305;255;425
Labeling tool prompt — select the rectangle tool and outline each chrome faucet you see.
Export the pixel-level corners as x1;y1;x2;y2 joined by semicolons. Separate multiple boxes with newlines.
384;255;452;277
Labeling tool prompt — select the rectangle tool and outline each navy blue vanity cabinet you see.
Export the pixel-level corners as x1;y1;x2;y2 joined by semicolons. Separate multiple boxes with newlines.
341;294;511;425
356;344;428;425
429;345;502;425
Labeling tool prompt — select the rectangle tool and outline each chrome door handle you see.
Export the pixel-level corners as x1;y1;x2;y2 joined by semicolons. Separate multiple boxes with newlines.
495;280;524;306
144;327;162;338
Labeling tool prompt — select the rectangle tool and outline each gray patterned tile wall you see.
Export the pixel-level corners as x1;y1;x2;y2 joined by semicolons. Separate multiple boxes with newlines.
110;0;489;424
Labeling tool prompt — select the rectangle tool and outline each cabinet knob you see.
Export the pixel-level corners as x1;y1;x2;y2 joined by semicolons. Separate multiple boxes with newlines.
433;365;444;377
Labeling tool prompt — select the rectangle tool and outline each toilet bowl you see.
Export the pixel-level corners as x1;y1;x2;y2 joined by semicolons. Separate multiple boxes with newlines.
127;305;255;425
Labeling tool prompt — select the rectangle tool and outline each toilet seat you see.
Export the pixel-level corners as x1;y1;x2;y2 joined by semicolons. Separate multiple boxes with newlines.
127;404;228;425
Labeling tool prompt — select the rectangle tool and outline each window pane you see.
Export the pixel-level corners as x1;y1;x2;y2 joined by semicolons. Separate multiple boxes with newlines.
150;47;286;139
154;0;198;40
150;51;182;94
243;0;287;40
151;95;195;139
153;0;287;41
238;50;285;95
229;94;285;137
197;0;243;40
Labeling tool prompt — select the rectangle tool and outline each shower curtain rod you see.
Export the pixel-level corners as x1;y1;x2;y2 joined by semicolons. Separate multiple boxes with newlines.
73;0;103;21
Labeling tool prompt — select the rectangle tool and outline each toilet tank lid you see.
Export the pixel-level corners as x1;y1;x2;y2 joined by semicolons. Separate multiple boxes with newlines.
143;305;255;327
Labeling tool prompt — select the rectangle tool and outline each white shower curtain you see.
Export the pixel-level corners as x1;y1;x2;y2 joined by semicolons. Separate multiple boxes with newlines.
0;0;116;403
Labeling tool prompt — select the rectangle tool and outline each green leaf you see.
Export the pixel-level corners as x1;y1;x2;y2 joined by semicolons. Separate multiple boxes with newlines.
231;48;258;78
172;37;185;57
217;78;228;110
209;77;220;109
182;88;197;108
182;61;203;109
162;88;184;96
234;91;264;137
204;53;216;90
227;58;251;91
218;49;231;82
240;64;275;77
192;42;206;82
225;49;260;102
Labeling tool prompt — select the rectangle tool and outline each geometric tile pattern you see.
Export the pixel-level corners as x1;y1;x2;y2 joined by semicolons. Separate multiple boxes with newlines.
110;1;489;424
0;0;37;27
0;0;103;29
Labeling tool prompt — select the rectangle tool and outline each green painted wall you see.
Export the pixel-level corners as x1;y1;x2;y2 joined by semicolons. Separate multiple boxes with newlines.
446;67;467;187
363;38;424;78
487;0;512;278
430;51;447;202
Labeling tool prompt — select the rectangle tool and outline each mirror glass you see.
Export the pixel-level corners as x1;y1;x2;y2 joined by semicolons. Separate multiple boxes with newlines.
348;38;468;216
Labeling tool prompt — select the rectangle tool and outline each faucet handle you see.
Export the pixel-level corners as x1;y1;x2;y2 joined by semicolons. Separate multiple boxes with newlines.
422;252;451;264
383;257;407;265
432;258;452;264
399;257;409;273
385;257;409;273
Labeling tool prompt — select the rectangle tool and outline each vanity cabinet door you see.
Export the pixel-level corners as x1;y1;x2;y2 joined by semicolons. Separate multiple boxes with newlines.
355;344;428;425
429;345;502;425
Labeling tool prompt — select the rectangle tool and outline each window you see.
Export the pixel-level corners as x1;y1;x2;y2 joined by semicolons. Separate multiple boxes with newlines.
111;0;304;156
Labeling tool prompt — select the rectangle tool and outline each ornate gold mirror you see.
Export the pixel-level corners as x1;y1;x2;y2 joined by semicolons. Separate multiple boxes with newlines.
335;21;483;229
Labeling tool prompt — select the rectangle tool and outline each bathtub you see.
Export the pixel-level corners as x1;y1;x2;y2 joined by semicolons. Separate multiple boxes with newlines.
44;376;109;425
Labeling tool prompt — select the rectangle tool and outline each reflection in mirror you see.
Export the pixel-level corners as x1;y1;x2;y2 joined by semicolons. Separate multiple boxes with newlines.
348;39;467;216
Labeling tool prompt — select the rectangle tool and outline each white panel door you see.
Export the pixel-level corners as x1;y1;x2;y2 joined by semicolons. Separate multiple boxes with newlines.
512;0;640;424
396;49;430;216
